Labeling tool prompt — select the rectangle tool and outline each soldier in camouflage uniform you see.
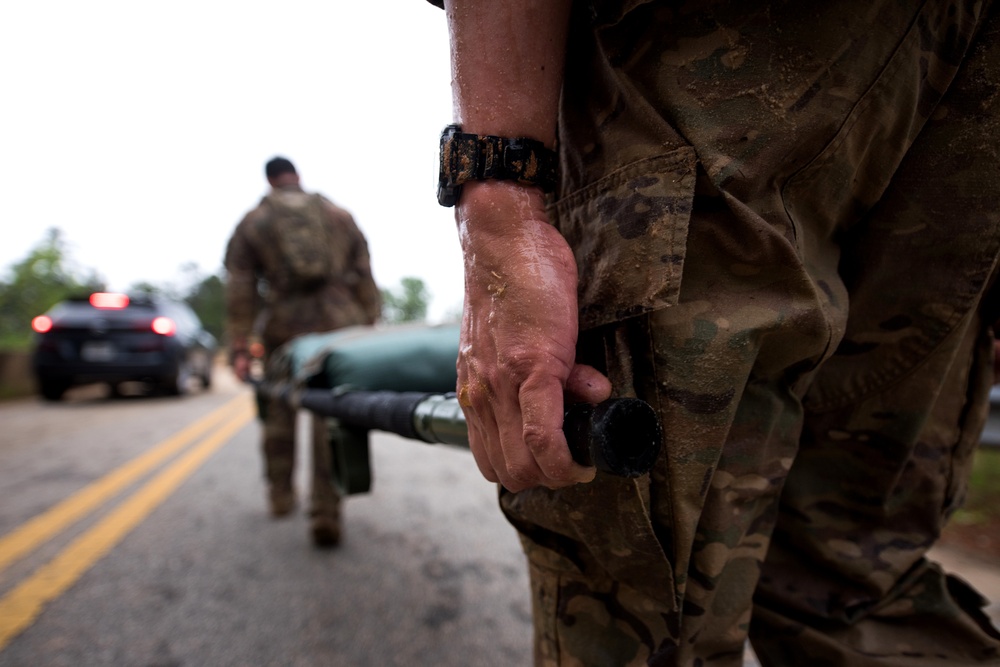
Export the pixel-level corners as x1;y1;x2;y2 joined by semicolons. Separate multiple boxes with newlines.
225;156;380;547
433;0;1000;664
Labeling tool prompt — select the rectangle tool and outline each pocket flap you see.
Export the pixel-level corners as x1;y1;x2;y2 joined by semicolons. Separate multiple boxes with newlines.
553;148;697;331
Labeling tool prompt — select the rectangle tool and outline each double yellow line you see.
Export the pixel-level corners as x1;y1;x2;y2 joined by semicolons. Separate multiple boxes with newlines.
0;393;255;650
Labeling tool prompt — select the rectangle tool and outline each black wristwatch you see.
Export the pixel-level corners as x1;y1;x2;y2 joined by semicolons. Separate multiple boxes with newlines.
436;124;558;207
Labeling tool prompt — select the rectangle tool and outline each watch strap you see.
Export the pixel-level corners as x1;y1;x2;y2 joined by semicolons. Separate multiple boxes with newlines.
438;124;557;207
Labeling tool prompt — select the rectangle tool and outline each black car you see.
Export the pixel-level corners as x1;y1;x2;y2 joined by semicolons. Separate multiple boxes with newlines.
31;292;217;400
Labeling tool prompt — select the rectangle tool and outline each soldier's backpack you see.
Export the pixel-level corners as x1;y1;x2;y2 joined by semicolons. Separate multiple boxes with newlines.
260;191;334;289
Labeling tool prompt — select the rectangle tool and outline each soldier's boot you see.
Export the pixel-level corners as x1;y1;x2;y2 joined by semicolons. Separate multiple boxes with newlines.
268;484;297;518
309;476;342;547
309;499;341;548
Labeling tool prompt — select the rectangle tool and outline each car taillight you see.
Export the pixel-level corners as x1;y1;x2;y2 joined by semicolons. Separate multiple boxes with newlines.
32;315;53;333
151;316;176;336
90;292;130;309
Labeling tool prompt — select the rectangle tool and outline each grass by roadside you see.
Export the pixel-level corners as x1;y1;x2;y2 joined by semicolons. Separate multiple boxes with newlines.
0;349;34;401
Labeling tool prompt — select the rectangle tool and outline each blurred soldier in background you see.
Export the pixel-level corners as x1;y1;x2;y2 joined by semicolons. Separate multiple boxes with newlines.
225;156;380;547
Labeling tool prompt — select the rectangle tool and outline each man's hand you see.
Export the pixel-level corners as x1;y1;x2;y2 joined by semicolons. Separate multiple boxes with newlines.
442;0;585;489
456;182;612;491
231;348;250;383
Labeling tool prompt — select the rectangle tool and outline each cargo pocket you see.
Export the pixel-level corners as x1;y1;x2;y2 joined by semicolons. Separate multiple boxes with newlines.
528;549;678;665
551;147;697;332
505;148;699;615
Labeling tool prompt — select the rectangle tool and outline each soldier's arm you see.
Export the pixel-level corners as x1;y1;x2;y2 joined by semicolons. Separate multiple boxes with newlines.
223;217;262;376
325;203;382;325
348;223;381;326
442;0;611;492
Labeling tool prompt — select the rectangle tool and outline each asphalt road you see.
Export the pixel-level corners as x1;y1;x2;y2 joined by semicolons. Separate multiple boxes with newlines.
1;370;997;667
0;371;532;667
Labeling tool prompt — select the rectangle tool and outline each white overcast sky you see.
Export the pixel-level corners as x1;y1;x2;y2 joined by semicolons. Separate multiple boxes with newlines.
0;1;464;321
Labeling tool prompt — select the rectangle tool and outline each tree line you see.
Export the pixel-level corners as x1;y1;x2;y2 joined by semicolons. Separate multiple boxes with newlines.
0;228;431;352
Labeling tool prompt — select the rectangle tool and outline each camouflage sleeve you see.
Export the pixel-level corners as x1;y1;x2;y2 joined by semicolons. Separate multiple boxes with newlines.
345;214;382;325
223;216;262;348
325;203;381;325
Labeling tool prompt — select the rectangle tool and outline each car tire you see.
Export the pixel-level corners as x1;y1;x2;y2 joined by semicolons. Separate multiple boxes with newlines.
39;379;69;402
162;363;192;397
200;366;213;390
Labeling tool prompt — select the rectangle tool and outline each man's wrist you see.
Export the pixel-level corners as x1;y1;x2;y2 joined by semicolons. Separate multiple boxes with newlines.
455;181;557;246
458;180;551;213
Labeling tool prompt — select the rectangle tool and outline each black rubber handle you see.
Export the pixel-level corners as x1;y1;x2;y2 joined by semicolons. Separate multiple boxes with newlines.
563;398;662;477
293;389;662;477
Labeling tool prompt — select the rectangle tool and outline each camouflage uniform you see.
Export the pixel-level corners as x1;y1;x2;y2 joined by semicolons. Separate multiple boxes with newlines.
224;185;380;522
465;1;1000;665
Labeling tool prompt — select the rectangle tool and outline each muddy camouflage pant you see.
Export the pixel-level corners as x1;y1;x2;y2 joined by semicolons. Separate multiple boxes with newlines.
500;1;1000;665
262;348;339;514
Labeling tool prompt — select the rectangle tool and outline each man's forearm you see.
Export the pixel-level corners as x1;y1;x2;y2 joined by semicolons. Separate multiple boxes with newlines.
441;0;611;491
224;272;258;351
443;0;571;147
